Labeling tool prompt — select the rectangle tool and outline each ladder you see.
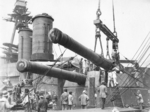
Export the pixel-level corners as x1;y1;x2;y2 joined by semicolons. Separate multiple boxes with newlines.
110;87;124;107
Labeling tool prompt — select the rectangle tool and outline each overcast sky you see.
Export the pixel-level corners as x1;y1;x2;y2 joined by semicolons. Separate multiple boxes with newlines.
0;0;150;66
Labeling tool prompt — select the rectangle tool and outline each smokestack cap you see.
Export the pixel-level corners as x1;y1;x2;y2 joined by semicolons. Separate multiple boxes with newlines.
32;13;54;22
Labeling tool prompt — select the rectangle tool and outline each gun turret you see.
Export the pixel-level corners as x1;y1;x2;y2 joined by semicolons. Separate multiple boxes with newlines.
17;60;86;85
48;28;115;70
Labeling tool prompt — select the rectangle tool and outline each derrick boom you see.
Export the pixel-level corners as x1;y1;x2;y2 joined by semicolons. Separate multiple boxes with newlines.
48;28;115;70
17;60;86;85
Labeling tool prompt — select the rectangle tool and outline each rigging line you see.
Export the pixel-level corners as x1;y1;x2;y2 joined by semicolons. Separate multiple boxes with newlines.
140;53;150;67
58;44;62;54
53;45;58;58
118;72;145;100
120;53;130;61
119;51;148;89
117;52;147;90
137;43;150;63
138;45;150;64
34;49;67;91
31;49;67;90
126;31;150;67
122;61;150;89
107;58;150;104
135;32;150;61
107;70;145;105
107;64;149;103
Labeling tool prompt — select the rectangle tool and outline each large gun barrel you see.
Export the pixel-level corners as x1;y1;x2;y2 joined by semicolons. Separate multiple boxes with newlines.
48;28;115;70
17;60;86;85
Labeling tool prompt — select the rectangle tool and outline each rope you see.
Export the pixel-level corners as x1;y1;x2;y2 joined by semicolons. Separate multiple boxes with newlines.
106;60;150;105
116;33;150;91
106;50;150;104
58;44;62;54
124;31;150;70
138;45;150;64
140;53;150;67
112;0;117;36
94;0;104;56
53;46;58;58
31;49;67;92
106;68;148;105
132;31;150;60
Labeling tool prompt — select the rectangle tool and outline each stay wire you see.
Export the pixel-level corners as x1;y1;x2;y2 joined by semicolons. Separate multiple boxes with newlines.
58;44;62;54
106;60;150;105
118;49;149;92
106;68;149;105
118;67;149;98
126;31;150;67
121;55;150;90
36;49;67;86
106;52;150;103
138;45;150;64
135;32;150;61
30;49;67;92
106;30;150;106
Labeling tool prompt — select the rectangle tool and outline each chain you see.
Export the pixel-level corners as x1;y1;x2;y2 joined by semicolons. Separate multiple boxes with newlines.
106;37;111;59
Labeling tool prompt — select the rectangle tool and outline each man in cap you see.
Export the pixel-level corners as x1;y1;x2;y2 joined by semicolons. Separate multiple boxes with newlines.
98;81;107;109
0;90;15;112
78;90;89;109
37;92;48;112
60;89;68;110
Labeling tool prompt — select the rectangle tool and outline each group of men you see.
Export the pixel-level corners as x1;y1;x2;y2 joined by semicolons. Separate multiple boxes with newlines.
60;89;89;110
0;90;16;112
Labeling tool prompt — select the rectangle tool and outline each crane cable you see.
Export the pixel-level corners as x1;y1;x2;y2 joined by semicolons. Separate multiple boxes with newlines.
94;0;104;57
112;0;117;36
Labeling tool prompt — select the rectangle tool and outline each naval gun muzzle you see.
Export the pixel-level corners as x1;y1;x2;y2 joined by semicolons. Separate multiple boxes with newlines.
48;28;115;70
17;60;86;85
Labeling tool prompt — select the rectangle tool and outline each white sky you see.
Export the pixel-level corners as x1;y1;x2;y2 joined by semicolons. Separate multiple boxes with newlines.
0;0;150;66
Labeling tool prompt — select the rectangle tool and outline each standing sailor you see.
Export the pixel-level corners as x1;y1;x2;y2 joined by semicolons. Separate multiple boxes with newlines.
98;81;107;109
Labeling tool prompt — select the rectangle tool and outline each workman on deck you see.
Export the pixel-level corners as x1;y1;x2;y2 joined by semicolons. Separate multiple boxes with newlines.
78;90;89;109
37;93;48;112
0;90;15;112
135;90;144;110
60;89;68;110
98;81;107;109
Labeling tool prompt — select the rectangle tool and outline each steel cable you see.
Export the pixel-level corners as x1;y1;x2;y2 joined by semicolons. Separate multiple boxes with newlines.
30;49;67;92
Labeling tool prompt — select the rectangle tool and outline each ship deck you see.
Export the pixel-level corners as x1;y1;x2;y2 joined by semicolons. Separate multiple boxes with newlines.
48;107;141;112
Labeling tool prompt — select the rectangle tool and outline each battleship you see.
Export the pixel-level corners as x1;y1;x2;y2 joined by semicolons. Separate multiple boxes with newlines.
0;0;150;112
